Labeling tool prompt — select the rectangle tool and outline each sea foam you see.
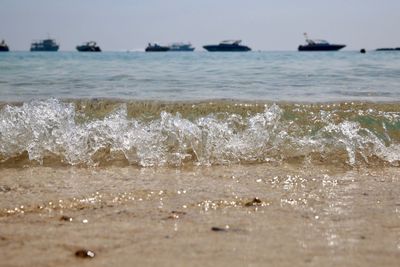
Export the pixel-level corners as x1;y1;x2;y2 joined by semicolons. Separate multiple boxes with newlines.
0;99;399;167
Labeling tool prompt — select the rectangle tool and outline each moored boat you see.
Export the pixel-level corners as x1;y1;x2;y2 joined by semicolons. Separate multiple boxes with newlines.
168;42;195;52
76;41;101;52
376;47;400;51
30;38;59;52
203;40;251;52
298;33;345;51
0;40;9;52
145;43;170;52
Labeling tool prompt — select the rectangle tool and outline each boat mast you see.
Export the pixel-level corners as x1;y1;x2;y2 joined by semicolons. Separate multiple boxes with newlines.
304;32;309;42
303;32;314;45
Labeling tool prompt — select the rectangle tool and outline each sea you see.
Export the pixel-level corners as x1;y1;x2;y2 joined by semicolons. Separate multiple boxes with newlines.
1;51;400;266
0;51;399;167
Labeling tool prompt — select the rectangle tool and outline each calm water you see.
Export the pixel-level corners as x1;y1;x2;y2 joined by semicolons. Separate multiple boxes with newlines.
0;51;399;102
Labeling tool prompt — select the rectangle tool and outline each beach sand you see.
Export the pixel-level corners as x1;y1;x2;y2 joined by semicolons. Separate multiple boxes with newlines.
1;164;399;266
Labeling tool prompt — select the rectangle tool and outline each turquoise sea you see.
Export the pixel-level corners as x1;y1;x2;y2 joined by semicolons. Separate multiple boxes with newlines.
1;51;399;102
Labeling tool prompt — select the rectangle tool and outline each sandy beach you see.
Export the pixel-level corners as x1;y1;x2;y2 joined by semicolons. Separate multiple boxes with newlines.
1;164;399;266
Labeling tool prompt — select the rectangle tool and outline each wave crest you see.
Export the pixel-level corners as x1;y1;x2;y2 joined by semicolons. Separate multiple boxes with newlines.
1;99;400;167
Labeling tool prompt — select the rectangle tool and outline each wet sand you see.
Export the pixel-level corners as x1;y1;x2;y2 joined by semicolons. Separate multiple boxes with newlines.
1;164;400;266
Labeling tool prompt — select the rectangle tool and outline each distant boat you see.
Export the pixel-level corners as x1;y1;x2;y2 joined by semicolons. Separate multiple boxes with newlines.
30;38;59;52
298;33;345;51
376;47;400;51
76;41;101;52
145;43;170;52
203;40;251;52
0;40;9;52
168;42;195;52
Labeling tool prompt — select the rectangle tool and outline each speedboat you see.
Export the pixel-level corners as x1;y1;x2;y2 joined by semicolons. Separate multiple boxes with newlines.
0;40;9;52
30;38;59;52
298;33;345;51
203;40;251;52
76;41;101;52
145;43;170;52
168;42;195;52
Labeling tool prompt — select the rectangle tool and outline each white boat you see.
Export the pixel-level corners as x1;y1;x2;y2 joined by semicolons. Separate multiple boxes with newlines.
168;42;195;52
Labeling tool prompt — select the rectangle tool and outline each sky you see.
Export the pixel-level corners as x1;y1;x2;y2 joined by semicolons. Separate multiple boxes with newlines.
1;0;399;51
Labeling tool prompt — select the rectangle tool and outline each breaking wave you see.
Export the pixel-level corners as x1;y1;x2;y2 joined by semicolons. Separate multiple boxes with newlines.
1;98;400;167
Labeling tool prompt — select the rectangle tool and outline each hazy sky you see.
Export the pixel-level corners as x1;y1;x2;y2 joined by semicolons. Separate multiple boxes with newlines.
1;0;399;51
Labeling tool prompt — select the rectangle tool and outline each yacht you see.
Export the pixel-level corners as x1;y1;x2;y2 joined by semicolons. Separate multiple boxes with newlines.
0;40;9;52
298;33;345;51
76;41;101;52
145;43;170;52
30;38;59;51
376;47;400;51
168;42;195;52
203;40;251;52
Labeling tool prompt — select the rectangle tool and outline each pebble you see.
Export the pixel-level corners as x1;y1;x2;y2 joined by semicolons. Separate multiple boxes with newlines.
75;249;95;258
164;210;187;220
211;227;227;232
60;215;73;222
244;197;262;207
0;185;11;193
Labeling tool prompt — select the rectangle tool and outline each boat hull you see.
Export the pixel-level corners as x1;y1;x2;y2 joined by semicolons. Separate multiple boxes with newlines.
76;46;101;52
376;48;400;51
0;46;9;52
298;44;346;51
169;48;195;52
30;47;59;52
145;47;170;52
203;45;251;52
